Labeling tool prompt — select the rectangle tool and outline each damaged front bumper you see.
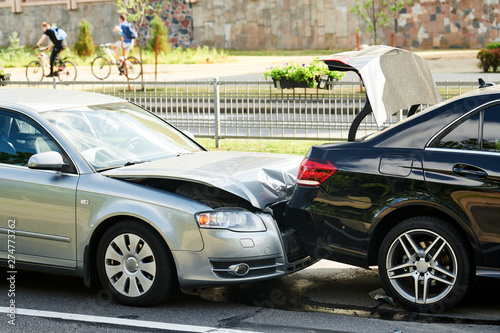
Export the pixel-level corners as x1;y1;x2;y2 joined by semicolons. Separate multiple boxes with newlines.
174;211;315;289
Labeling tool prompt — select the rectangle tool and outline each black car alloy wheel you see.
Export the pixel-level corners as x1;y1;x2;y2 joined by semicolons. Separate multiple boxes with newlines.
378;217;473;313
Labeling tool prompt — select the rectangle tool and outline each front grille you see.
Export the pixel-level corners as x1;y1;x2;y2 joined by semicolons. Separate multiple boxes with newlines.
210;257;283;279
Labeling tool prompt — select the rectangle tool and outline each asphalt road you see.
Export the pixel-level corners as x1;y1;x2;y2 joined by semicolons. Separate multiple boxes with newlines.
1;260;499;333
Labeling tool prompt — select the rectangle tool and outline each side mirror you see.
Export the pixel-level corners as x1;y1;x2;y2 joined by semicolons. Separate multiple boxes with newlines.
28;151;64;171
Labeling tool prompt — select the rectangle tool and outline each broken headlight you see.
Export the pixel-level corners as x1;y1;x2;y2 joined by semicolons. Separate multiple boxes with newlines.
195;208;267;232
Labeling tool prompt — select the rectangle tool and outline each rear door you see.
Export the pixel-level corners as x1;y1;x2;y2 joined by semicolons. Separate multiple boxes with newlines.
423;104;500;267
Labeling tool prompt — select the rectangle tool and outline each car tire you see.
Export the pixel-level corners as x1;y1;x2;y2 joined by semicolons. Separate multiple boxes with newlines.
96;220;177;306
378;216;473;313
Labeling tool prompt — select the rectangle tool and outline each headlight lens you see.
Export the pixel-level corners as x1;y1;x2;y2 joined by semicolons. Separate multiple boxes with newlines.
195;209;267;232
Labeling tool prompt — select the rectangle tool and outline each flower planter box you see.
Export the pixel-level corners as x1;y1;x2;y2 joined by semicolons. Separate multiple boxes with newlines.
273;78;312;89
265;60;344;89
317;75;341;89
0;73;11;86
272;75;337;89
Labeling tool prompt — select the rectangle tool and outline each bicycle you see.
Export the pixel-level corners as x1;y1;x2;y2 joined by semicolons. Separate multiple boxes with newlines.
91;43;142;80
26;47;77;82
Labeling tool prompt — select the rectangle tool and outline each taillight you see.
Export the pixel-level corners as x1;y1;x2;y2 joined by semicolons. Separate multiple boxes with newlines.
297;158;337;187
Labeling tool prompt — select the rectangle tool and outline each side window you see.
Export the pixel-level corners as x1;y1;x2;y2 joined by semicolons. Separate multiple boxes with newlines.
0;111;60;166
482;106;500;152
434;113;480;150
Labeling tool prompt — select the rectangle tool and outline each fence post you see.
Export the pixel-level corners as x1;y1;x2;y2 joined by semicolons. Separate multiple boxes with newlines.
212;77;220;148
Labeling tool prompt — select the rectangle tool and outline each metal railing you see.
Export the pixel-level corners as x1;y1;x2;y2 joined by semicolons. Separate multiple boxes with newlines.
1;78;486;145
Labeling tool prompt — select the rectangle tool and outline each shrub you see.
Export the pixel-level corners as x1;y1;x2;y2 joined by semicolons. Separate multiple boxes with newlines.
147;16;169;54
486;42;500;50
477;48;500;73
7;32;24;54
0;32;31;65
74;19;95;57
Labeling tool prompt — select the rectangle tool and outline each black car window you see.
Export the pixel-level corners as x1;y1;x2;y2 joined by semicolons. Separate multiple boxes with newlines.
482;105;500;152
434;113;480;150
0;110;61;166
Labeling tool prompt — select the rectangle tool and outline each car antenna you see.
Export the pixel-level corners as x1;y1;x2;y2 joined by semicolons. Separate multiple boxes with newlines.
478;78;495;88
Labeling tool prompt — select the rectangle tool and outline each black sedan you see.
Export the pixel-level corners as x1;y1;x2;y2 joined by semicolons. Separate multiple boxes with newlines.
286;46;500;313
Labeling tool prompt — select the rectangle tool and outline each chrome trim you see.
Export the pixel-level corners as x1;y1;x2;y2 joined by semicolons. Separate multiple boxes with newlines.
425;147;500;157
0;228;71;243
212;262;284;273
426;99;500;147
476;267;500;279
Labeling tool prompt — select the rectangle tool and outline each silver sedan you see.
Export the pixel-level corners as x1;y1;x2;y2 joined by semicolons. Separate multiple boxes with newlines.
0;89;313;306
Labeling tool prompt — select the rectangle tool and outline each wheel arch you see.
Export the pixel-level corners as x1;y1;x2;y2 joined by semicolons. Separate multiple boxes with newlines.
367;203;480;267
83;214;180;288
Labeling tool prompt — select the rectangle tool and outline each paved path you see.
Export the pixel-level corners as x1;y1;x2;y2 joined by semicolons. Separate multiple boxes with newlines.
7;49;500;83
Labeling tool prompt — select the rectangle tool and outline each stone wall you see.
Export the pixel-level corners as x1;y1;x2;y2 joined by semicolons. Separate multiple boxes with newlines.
191;0;360;50
0;0;498;51
0;0;193;49
191;0;500;50
0;2;118;47
143;0;193;48
394;0;499;49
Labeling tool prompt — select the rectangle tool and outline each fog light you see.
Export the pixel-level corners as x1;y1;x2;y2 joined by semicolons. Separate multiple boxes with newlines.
228;263;250;276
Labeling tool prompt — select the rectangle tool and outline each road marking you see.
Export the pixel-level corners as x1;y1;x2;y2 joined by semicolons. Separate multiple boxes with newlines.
0;307;261;333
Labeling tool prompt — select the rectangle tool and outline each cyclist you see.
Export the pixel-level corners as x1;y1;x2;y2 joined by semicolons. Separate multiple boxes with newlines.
111;14;137;74
35;22;68;77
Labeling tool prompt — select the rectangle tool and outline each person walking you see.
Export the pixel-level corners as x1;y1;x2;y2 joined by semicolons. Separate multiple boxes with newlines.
35;22;68;77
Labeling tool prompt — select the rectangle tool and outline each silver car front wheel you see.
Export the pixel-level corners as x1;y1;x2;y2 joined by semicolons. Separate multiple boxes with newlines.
104;233;157;297
378;217;472;313
97;220;177;306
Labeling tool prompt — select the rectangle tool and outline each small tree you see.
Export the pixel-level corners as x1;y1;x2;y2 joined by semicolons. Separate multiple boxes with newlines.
351;0;411;44
116;0;166;81
147;15;169;53
74;19;95;57
7;32;24;54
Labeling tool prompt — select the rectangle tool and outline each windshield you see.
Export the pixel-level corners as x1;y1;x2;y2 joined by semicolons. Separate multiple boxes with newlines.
42;102;203;170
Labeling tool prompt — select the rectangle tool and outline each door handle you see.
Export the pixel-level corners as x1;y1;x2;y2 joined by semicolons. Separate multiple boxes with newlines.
452;164;488;179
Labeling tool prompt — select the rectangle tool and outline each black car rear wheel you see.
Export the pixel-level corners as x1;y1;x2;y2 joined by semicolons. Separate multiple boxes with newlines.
97;220;177;306
378;217;473;313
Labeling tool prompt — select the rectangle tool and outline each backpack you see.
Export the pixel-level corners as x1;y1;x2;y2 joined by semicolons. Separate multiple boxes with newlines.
52;27;67;41
122;22;138;40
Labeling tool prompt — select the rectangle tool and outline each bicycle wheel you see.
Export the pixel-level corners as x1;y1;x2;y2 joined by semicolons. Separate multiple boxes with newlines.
58;61;77;82
124;57;142;80
26;61;44;81
91;56;111;80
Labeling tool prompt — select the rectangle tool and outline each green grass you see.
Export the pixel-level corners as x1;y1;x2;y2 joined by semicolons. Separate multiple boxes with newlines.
0;45;229;68
195;138;333;156
0;46;350;68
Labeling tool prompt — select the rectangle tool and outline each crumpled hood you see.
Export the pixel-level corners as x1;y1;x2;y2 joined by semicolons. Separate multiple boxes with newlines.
102;151;303;210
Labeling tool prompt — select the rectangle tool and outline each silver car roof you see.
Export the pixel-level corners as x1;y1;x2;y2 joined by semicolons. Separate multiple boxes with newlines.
0;88;125;113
